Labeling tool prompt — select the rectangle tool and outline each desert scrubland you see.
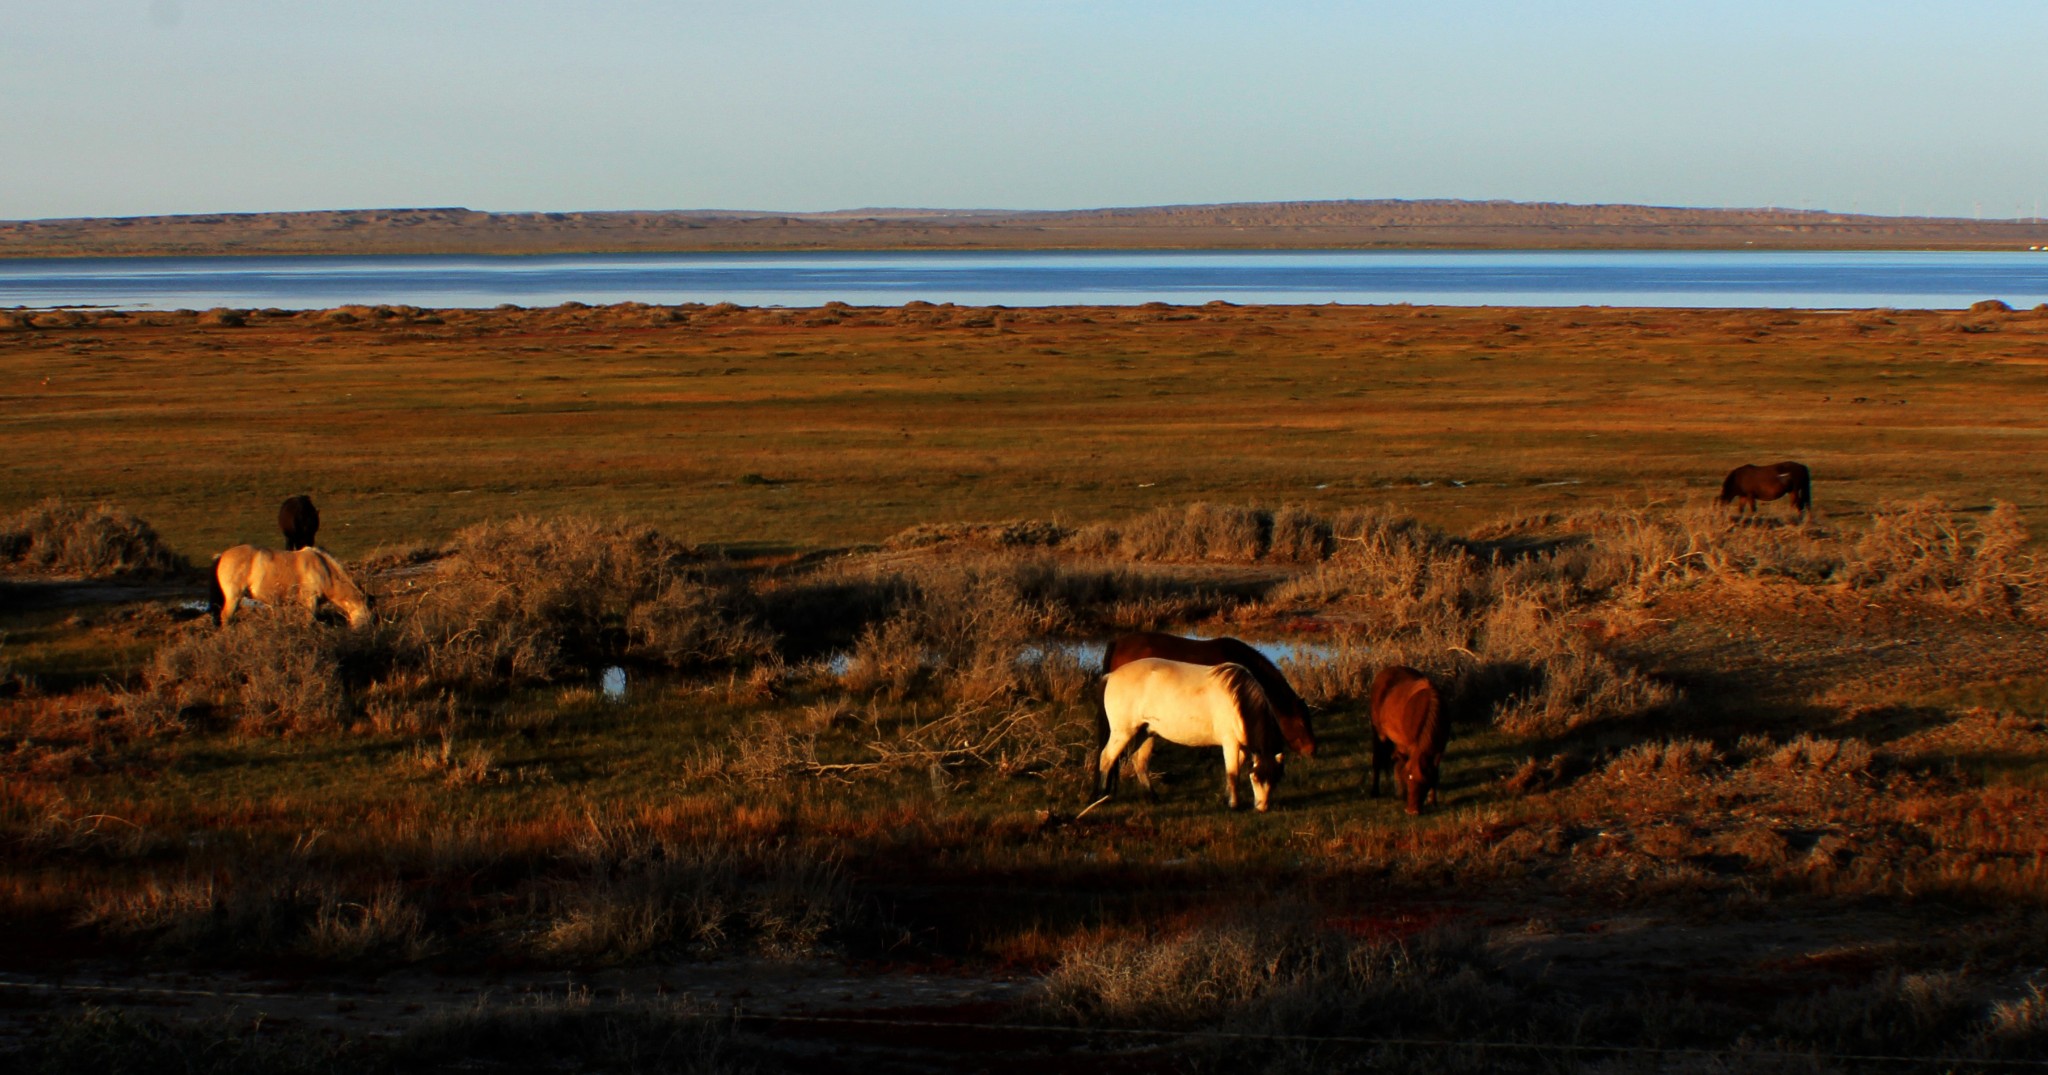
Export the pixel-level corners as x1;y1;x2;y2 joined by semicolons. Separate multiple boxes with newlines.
2;300;2047;1072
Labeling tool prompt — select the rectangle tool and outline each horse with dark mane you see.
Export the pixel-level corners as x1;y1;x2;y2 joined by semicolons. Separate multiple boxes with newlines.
1369;665;1447;815
278;495;321;551
1718;462;1811;518
1098;658;1283;811
211;545;372;629
1100;632;1316;756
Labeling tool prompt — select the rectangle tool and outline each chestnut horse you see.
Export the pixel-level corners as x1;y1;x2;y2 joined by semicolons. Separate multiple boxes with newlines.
211;545;372;629
278;495;321;551
1369;665;1447;815
1098;658;1282;811
1719;461;1811;518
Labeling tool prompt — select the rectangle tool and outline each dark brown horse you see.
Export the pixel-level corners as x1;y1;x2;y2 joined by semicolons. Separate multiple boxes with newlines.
1718;462;1811;517
1369;665;1447;816
278;495;320;551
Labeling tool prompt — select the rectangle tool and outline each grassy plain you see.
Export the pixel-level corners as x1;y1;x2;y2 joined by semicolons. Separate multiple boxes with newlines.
3;302;2048;1072
4;301;2047;554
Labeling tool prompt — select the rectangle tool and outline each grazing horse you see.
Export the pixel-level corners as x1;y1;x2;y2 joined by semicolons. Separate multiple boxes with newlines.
278;495;321;551
211;545;372;628
1101;632;1316;757
1719;462;1811;518
1098;658;1283;811
1369;665;1447;815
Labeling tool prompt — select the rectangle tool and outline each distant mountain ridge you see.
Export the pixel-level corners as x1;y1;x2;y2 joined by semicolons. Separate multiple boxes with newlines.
4;199;2044;257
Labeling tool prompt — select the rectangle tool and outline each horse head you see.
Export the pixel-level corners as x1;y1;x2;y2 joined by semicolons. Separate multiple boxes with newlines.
306;548;374;629
1400;752;1440;816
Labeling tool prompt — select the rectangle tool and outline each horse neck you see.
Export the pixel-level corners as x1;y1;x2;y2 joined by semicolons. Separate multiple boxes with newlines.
1214;666;1273;750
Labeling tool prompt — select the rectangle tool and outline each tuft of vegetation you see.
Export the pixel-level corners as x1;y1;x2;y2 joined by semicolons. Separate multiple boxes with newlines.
0;498;188;578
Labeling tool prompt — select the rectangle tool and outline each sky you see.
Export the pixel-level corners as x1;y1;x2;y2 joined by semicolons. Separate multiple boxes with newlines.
4;1;2046;221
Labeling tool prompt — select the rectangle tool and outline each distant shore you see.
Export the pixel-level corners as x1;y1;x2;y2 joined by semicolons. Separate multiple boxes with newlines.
6;199;2048;258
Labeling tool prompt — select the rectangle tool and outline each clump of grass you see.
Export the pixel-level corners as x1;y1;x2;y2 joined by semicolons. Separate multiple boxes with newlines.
144;617;358;735
0;498;188;578
392;515;772;686
535;816;847;962
1040;908;1511;1042
1074;501;1327;563
1847;499;2040;616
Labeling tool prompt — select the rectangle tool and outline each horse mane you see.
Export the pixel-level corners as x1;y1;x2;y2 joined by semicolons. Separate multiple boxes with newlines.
1211;663;1277;756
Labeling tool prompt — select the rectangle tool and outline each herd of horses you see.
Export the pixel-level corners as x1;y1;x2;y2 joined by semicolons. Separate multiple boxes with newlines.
207;462;1812;816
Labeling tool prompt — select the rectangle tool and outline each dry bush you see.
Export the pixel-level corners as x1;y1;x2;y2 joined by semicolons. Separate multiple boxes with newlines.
536;817;846;962
0;498;188;578
1848;499;2040;616
1491;642;1680;739
1276;635;1378;708
144;617;359;735
301;885;432;961
883;518;1069;550
829;556;1074;704
1077;502;1337;564
721;699;1079;787
1040;909;1511;1040
390;516;771;686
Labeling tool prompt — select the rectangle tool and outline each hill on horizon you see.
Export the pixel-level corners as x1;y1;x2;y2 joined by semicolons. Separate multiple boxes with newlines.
4;198;2046;257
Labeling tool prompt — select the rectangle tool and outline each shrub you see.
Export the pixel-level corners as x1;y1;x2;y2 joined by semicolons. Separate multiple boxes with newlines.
145;617;357;735
1848;499;2041;616
391;516;771;686
0;498;188;578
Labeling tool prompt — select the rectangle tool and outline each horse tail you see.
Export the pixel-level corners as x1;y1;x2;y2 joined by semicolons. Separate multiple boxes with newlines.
207;555;226;623
1793;468;1812;513
1718;468;1740;504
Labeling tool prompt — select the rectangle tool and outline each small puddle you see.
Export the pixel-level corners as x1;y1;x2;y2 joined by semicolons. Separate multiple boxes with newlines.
600;666;627;702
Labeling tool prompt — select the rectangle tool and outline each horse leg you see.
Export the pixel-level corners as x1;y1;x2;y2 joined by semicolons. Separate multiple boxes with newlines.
1243;747;1275;813
1370;736;1391;797
1096;726;1138;797
1129;736;1160;801
219;579;242;627
1222;746;1243;810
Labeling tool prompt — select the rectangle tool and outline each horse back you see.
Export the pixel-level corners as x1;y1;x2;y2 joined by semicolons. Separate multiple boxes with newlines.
1370;665;1441;753
1104;657;1244;749
1103;632;1313;750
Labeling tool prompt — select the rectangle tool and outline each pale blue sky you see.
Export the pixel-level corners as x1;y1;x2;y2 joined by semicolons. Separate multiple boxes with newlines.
5;1;2045;220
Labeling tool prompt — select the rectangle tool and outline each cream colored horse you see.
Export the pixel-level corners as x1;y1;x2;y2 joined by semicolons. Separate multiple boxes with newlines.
212;545;372;628
1098;657;1283;811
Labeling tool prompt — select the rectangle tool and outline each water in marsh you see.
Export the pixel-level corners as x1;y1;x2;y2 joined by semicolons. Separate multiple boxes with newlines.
601;665;627;701
7;249;2048;310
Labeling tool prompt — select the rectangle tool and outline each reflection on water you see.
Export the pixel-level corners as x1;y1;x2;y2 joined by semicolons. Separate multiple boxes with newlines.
601;665;627;701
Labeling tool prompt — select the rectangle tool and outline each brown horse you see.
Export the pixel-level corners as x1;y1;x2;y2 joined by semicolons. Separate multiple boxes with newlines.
278;495;321;551
1719;461;1811;517
1101;632;1316;758
1369;665;1447;815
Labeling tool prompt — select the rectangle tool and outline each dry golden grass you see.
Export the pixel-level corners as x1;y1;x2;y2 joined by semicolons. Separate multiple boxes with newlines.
5;304;2048;1071
6;302;2048;557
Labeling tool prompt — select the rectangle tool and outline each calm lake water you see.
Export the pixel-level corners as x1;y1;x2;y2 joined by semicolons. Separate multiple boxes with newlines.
5;249;2048;310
